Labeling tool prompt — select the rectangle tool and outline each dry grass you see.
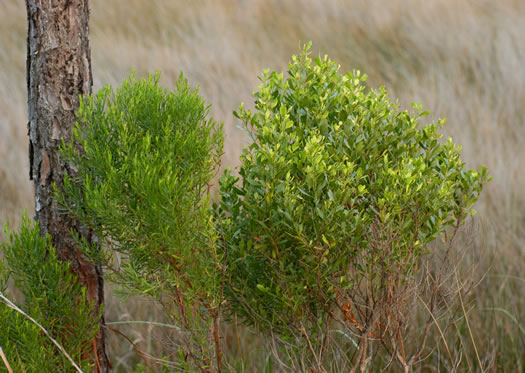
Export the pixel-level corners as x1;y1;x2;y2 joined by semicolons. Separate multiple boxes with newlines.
0;0;523;371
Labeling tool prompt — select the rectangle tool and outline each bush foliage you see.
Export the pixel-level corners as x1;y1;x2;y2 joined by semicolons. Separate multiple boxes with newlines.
57;73;224;371
0;216;98;372
217;44;488;367
59;73;223;299
1;46;489;372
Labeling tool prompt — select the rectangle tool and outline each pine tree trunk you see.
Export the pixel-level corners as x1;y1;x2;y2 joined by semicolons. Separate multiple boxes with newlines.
26;0;110;371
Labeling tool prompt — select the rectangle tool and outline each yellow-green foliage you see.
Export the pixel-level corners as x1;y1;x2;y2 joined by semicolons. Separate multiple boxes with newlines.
218;45;488;342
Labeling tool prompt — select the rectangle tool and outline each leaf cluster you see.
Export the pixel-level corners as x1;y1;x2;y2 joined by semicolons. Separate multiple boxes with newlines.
0;216;98;372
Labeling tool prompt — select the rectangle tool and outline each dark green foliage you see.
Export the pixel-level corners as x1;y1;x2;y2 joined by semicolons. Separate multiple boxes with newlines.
217;43;488;346
57;73;224;370
0;216;97;372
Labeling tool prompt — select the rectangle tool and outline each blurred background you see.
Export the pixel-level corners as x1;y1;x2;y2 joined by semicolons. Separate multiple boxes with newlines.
1;0;523;370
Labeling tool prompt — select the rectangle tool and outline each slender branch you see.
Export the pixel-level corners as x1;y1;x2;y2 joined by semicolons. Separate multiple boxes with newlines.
0;346;13;373
212;314;223;373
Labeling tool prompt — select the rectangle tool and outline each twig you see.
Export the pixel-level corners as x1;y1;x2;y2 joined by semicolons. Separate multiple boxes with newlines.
103;325;154;370
300;322;322;371
453;265;483;371
269;332;292;370
212;314;223;373
0;346;13;373
416;293;453;363
92;339;102;373
106;320;181;330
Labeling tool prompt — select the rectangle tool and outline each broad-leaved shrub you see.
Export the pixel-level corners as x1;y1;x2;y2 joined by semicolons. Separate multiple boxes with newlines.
217;44;488;369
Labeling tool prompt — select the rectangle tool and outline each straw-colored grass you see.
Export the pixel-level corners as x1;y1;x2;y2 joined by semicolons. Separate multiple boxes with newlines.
1;0;523;371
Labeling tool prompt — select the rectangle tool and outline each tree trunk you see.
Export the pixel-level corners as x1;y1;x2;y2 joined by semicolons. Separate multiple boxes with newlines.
26;0;110;371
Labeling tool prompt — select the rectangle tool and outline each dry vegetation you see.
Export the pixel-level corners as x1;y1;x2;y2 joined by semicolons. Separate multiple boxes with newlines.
0;0;523;371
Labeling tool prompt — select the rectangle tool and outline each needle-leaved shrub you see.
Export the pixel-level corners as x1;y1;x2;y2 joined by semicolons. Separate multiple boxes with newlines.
57;73;225;371
0;216;98;372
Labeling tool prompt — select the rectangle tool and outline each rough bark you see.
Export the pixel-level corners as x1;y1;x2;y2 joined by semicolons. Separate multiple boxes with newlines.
26;0;110;371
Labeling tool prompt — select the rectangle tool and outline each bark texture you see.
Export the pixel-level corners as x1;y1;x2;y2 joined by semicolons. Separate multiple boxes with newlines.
26;0;110;371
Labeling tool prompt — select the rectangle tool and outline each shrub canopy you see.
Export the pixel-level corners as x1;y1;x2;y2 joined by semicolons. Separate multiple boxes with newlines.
59;73;224;303
217;44;488;335
57;73;226;371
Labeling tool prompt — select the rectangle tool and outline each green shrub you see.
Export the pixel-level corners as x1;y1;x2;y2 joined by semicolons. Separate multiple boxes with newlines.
0;216;98;372
57;73;224;371
217;44;489;369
